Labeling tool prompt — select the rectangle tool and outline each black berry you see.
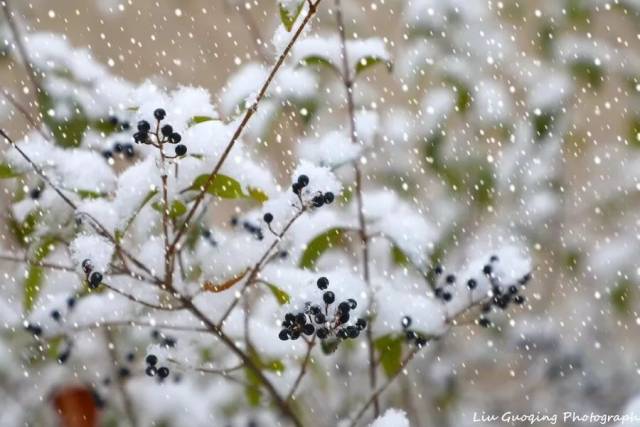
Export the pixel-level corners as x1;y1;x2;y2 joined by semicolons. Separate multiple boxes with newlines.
356;318;367;330
146;366;157;377
263;213;273;224
279;329;290;341
297;175;309;187
483;265;493;275
89;272;103;289
51;310;61;321
312;195;325;208
314;313;326;323
323;291;335;304
145;354;158;366
467;278;477;290
445;274;456;284
303;324;315;335
161;124;173;137
513;295;525;305
170;132;182;143
317;277;329;290
157;367;170;379
323;192;334;204
154;108;166;121
316;328;329;339
137;120;151;132
401;316;412;329
347;298;357;309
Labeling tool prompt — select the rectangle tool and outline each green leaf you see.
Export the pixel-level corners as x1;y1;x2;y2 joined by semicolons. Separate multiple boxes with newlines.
299;227;346;269
248;187;269;203
152;200;187;220
0;163;20;179
355;56;393;76
297;55;340;74
38;92;88;148
374;334;404;377
9;210;39;247
265;283;290;305
192;174;246;199
279;0;304;31
189;115;217;126
244;367;262;407
75;189;104;199
391;245;410;267
611;281;633;315
191;174;268;203
24;266;44;313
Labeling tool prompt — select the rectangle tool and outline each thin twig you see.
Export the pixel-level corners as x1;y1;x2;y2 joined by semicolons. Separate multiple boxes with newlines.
103;328;139;427
0;89;50;140
102;283;183;312
1;0;43;97
333;0;379;416
286;337;316;401
349;347;421;427
169;0;321;252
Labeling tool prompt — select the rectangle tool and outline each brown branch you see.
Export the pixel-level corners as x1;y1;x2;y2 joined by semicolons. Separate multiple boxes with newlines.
286;336;316;401
349;347;421;427
169;0;322;252
333;0;379;416
217;205;307;328
103;328;139;427
1;0;43;97
101;283;183;312
0;89;50;140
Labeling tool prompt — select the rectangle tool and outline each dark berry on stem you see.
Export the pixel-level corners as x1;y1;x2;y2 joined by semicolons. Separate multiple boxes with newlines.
483;265;493;275
446;274;456;284
338;301;351;313
323;291;335;304
118;367;130;378
297;175;309;187
263;213;273;224
434;265;443;275
82;259;92;273
478;317;491;328
508;285;518;295
316;328;329;339
401;316;412;329
146;366;157;377
315;313;326;323
123;144;135;158
175;144;187;156
346;326;359;338
339;313;350;324
467;278;477;290
133;131;148;143
347;298;357;309
312;195;324;207
51;310;61;321
513;295;526;305
170;132;182;143
161;124;173;136
157;367;170;379
292;182;302;195
279;330;290;341
137;120;151;132
442;292;452;302
310;305;322;315
324;192;334;204
30;188;41;199
66;297;76;309
89;272;103;289
356;318;367;330
303;324;315;335
285;313;295;322
154;108;166;121
317;276;329;290
146;354;158;366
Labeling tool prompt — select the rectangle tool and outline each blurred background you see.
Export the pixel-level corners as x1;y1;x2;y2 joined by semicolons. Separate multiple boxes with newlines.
2;0;640;426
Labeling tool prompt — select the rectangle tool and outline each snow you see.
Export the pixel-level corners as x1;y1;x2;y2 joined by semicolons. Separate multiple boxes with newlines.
370;408;410;427
69;234;114;273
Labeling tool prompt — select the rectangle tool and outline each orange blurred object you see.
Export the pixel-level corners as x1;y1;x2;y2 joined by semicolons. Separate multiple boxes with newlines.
51;385;99;427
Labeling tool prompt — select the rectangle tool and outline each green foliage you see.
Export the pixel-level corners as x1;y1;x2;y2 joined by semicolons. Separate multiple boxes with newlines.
374;334;405;377
191;174;268;203
279;0;305;31
38;92;88;148
265;283;291;305
152;200;187;220
610;281;633;315
533;110;556;141
23;237;56;314
189;116;217;126
570;60;604;89
299;227;346;269
355;56;393;75
0;163;21;179
9;211;39;247
629;117;640;148
391;245;411;267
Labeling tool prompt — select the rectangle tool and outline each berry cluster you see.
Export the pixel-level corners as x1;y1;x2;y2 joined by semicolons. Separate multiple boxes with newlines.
107;115;131;132
102;141;135;161
278;277;367;343
476;256;531;327
144;354;170;381
400;316;429;347
231;216;264;240
132;108;187;157
291;174;335;208
82;259;103;290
